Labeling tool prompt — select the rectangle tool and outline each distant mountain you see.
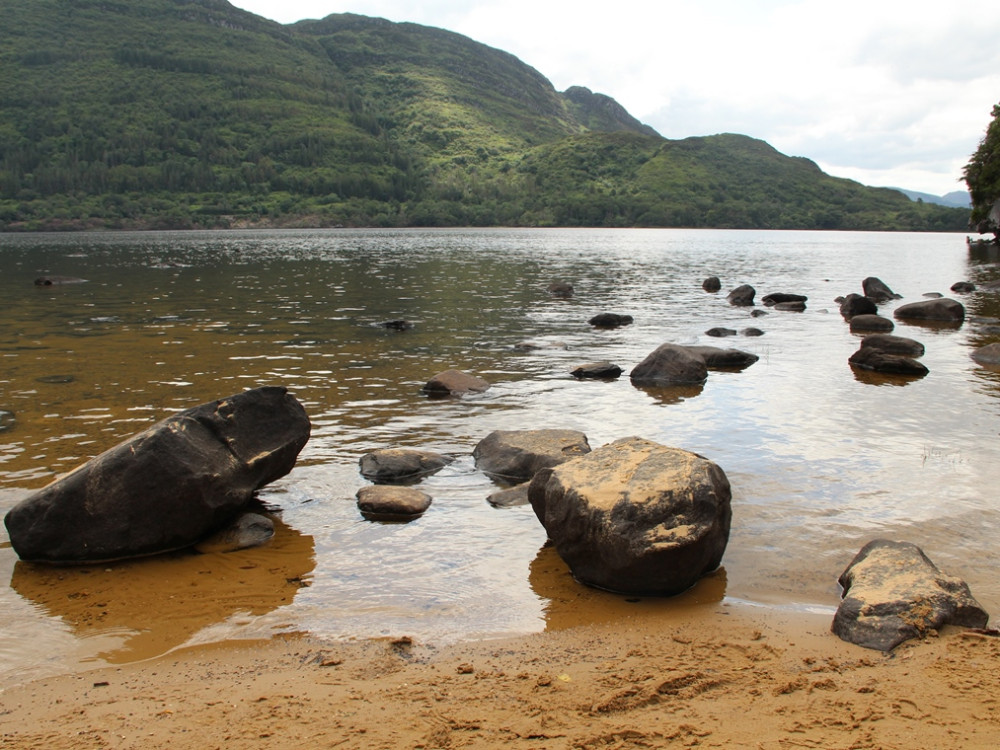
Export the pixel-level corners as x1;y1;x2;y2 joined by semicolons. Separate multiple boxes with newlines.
0;0;969;231
892;188;971;208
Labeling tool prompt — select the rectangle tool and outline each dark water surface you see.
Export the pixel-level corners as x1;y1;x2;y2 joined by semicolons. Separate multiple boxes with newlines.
2;228;999;685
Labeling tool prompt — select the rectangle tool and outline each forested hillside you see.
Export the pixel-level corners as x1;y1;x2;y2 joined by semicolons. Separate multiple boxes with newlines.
0;0;968;231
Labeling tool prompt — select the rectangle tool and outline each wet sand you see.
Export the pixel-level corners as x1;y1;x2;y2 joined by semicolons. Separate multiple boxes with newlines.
3;603;998;749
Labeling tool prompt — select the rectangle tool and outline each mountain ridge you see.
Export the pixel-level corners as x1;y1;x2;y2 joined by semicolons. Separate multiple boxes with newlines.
0;0;968;231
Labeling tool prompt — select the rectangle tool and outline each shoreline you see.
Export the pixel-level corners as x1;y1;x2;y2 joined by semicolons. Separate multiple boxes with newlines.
2;601;998;749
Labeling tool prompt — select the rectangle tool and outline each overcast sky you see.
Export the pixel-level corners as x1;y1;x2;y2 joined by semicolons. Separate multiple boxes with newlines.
231;0;1000;197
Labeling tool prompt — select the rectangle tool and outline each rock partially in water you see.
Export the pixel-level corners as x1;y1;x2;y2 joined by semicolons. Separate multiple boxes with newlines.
832;539;989;651
194;512;275;553
547;281;574;298
356;485;432;522
473;429;591;484
951;281;976;293
588;312;633;328
727;284;756;306
848;347;928;377
741;327;765;337
380;319;413;331
486;482;531;508
849;314;894;333
862;277;902;302
422;369;491;397
0;410;14;433
359;448;454;484
761;292;808;306
702;276;721;292
839;293;877;319
570;361;623;379
630;344;708;386
528;436;732;596
773;300;806;312
34;276;87;286
683;345;759;371
859;333;925;358
705;327;737;337
3;386;311;564
894;298;965;324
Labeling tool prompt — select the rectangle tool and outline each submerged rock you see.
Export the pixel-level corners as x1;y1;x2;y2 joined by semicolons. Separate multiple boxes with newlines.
832;539;989;651
971;342;1000;366
194;512;275;553
588;312;634;328
528;436;732;596
548;281;574;298
473;429;591;483
3;386;311;564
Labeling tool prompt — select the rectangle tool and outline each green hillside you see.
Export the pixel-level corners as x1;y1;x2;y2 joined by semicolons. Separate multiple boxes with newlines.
0;0;969;231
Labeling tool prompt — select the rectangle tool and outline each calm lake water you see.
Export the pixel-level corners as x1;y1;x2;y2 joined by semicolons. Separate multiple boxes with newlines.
1;228;999;685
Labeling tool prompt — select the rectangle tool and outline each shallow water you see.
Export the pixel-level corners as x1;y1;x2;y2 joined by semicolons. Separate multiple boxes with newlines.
1;228;999;685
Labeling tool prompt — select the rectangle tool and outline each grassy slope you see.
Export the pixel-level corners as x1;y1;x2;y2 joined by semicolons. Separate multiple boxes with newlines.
0;0;969;230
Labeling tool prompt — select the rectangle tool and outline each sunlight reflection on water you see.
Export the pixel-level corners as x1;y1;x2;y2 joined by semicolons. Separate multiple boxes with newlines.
2;228;999;683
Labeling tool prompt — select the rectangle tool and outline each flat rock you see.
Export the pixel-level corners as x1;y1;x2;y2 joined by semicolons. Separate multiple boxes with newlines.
422;369;491;396
473;429;591;483
859;333;925;357
682;345;759;370
357;485;432;521
832;539;989;651
588;312;633;328
486;482;531;508
849;314;894;333
359;448;454;483
705;327;737;337
570;361;623;379
894;298;965;323
849;347;928;377
761;292;807;306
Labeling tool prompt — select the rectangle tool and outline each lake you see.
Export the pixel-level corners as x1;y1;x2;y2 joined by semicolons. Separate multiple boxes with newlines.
1;227;998;686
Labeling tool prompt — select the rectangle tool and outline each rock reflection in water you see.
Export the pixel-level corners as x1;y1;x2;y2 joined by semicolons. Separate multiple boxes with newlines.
9;514;314;664
528;542;727;631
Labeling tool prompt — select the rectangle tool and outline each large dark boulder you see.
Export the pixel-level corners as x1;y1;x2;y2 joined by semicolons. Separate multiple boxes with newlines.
473;429;591;483
893;298;965;324
859;334;925;358
528;437;731;596
358;448;453;484
839;293;878;319
862;277;901;302
848;347;928;377
630;344;708;386
3;386;311;564
727;284;756;306
832;539;989;651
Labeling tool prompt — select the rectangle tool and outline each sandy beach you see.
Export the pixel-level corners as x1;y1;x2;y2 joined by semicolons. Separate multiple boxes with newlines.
2;602;998;749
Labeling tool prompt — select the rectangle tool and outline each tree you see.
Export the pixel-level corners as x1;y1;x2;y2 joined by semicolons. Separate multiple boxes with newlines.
964;102;1000;240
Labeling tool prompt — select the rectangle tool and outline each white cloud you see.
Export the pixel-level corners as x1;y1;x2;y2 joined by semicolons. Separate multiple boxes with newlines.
232;0;1000;196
